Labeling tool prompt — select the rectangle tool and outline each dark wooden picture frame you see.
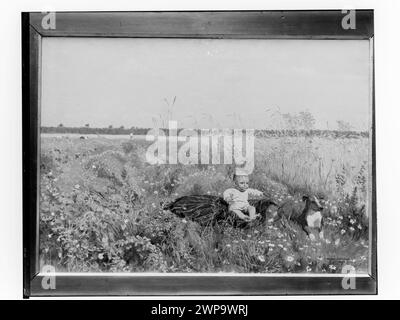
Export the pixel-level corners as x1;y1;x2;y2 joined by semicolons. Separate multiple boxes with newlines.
22;10;376;297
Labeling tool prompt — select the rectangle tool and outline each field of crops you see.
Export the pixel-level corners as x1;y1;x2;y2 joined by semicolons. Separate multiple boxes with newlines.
40;134;370;273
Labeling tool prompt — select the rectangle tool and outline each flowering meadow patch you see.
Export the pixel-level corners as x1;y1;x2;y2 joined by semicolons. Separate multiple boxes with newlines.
39;135;369;273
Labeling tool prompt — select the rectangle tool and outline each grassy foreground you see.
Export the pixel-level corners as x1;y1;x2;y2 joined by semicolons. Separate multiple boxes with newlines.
40;134;370;273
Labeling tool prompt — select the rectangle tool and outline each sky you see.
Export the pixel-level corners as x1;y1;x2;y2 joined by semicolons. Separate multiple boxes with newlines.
41;38;371;131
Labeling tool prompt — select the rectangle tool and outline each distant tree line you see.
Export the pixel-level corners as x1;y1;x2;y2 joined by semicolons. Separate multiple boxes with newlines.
41;125;369;138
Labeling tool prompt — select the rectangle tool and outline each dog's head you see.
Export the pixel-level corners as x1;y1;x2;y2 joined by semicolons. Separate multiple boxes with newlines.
302;195;324;212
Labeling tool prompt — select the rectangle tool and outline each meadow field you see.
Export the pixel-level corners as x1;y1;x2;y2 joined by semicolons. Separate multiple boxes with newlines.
39;133;370;273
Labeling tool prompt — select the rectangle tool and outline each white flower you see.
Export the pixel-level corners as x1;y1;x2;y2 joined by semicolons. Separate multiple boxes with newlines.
341;229;346;235
258;255;265;262
306;266;312;272
357;224;362;230
349;227;355;232
226;244;231;248
153;190;158;195
350;219;356;225
98;253;104;260
182;219;187;224
286;256;294;262
329;265;337;270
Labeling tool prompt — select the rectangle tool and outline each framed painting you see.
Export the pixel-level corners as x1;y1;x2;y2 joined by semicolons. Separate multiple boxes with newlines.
22;10;376;296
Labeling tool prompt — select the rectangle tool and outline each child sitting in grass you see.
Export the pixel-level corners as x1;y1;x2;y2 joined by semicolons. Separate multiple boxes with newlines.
223;173;263;222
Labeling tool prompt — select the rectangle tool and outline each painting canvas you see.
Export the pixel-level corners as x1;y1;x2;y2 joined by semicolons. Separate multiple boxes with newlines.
38;36;372;276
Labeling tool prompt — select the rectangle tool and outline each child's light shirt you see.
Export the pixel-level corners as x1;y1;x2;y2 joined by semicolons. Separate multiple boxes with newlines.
223;188;263;211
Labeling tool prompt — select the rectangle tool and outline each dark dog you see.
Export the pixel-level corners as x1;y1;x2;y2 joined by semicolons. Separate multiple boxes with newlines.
277;195;324;239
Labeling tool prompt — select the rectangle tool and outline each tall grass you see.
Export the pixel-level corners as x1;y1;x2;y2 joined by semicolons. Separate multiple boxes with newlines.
39;128;370;273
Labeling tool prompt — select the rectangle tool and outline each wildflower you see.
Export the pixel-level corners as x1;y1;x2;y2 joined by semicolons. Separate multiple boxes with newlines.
48;234;52;239
350;219;356;225
340;229;346;235
74;184;80;189
254;230;259;234
153;191;158;195
226;244;231;248
233;240;239;244
325;239;331;244
258;255;266;262
306;266;312;272
51;212;55;216
92;165;96;169
286;256;294;262
182;219;187;224
329;265;337;270
357;224;362;230
349;227;355;232
58;252;62;258
171;183;175;187
247;234;251;238
268;244;275;248
98;253;104;260
278;244;284;248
